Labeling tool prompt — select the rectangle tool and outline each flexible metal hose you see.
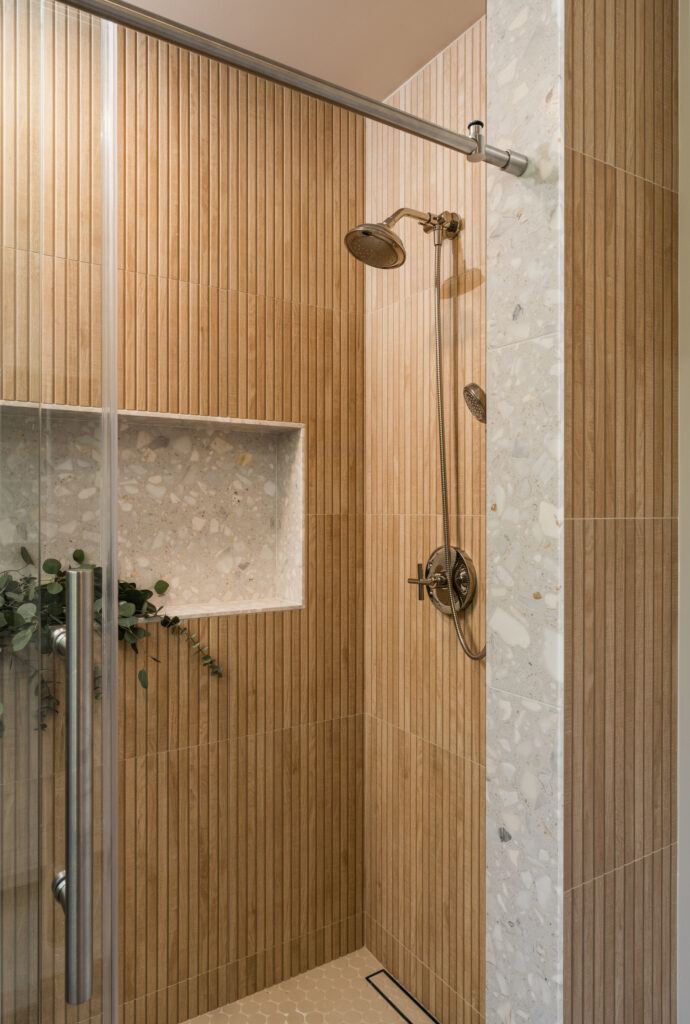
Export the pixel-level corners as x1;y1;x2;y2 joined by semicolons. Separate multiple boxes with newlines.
432;234;486;661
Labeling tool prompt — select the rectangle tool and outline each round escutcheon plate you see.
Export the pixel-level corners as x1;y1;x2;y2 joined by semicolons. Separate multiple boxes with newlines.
425;545;477;616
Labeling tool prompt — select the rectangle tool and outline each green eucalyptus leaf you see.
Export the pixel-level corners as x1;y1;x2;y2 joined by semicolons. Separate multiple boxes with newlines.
138;669;149;689
118;602;136;617
20;546;34;566
17;603;37;621
46;581;63;595
42;558;61;575
12;626;34;651
72;549;85;564
153;579;169;595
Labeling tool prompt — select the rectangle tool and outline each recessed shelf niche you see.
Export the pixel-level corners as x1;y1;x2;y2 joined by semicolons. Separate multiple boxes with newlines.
0;402;304;618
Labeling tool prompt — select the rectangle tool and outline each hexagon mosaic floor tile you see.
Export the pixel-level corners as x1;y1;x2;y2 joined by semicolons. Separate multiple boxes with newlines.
188;948;404;1023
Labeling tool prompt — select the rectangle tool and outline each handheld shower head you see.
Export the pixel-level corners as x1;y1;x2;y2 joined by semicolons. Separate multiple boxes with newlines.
343;221;406;269
463;383;486;423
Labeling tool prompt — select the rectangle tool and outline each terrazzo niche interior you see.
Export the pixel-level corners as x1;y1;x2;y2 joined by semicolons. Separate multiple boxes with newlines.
0;403;304;617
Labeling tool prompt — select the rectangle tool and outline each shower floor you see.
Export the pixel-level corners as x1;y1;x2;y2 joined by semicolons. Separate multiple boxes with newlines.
187;949;411;1023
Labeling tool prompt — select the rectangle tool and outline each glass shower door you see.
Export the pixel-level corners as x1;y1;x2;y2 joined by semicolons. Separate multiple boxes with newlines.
0;0;119;1020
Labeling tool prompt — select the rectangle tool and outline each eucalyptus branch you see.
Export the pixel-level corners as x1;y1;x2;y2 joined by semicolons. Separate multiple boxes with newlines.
160;616;224;677
0;547;224;736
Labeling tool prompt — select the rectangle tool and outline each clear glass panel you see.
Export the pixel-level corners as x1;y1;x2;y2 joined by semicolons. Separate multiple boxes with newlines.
0;0;118;1020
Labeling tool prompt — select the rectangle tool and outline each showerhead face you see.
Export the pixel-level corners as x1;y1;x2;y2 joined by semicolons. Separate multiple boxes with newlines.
463;383;486;423
344;222;406;269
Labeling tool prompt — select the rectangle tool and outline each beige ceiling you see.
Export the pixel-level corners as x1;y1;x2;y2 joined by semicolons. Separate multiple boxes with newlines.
134;0;486;100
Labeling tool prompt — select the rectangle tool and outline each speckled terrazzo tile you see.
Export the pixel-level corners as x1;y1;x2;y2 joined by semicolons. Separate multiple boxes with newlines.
118;415;304;612
0;404;304;614
486;0;563;349
187;950;403;1023
486;0;565;1020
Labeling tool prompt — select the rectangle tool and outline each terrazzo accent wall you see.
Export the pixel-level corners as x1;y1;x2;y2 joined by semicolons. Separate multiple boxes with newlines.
364;21;487;1024
485;0;565;1021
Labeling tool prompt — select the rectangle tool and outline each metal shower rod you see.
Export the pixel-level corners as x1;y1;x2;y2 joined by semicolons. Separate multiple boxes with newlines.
64;0;529;176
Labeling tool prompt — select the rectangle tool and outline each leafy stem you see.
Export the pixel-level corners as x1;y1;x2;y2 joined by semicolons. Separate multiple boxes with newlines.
0;548;224;735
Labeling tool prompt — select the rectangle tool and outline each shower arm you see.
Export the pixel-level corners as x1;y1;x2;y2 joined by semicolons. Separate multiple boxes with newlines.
384;208;432;227
384;209;462;238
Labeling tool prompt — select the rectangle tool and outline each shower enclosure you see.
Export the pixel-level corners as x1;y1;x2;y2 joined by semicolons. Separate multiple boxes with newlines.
0;2;503;1020
0;0;119;1019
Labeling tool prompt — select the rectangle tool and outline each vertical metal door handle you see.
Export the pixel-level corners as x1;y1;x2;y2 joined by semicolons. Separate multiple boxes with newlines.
60;567;94;1005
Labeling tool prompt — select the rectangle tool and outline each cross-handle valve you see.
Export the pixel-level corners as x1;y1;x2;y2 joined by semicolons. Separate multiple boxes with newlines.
407;547;477;617
407;564;447;600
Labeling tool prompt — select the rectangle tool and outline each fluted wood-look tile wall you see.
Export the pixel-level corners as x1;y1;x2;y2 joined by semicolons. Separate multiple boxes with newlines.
116;25;366;1022
564;1;678;1021
2;1;366;1019
1;4;109;1023
364;20;486;1024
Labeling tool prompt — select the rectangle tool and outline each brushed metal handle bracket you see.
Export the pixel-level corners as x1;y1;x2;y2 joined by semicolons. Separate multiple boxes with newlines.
52;869;67;911
50;568;94;1006
51;625;67;656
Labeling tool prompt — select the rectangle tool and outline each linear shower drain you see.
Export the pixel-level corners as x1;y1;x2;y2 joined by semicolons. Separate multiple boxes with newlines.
366;969;440;1024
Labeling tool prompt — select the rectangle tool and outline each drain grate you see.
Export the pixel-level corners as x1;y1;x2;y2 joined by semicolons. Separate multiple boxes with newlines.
366;969;440;1024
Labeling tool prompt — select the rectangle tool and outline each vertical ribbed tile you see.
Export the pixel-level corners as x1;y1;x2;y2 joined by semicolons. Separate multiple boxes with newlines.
565;150;677;519
565;0;678;191
2;3;366;1019
564;1;678;1020
112;17;367;1022
364;19;486;1024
